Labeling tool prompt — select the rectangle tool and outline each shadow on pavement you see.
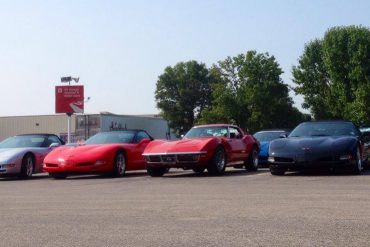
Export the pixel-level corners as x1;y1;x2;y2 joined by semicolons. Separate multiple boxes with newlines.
284;169;370;177
0;173;50;182
161;168;269;178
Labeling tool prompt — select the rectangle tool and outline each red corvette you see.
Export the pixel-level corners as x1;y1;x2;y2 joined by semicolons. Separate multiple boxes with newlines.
143;124;259;176
43;130;152;179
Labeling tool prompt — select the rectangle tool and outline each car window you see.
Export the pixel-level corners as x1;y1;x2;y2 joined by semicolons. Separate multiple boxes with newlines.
44;135;62;147
0;135;47;148
135;131;151;143
185;126;228;138
289;122;358;137
85;131;135;144
229;127;242;139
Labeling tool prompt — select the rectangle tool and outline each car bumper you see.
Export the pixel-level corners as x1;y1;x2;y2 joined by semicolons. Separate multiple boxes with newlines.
143;152;210;169
43;162;110;174
269;160;357;170
0;164;20;175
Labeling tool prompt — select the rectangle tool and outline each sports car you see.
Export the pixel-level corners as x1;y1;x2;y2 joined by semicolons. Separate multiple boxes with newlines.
253;129;291;167
143;124;259;176
268;121;367;175
43;130;152;179
0;134;64;179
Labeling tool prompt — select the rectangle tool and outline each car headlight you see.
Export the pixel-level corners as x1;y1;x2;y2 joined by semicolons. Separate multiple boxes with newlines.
268;157;275;163
339;154;352;160
1;164;16;168
94;160;106;165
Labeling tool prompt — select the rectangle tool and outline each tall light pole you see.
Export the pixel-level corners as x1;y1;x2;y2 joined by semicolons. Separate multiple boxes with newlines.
60;76;80;143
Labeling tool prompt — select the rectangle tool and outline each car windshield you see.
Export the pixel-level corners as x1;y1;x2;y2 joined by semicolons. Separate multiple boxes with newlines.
0;135;47;148
289;122;358;137
85;131;135;144
254;131;285;142
184;126;228;138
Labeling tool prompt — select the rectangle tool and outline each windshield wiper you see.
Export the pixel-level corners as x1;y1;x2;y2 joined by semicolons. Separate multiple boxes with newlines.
310;134;330;137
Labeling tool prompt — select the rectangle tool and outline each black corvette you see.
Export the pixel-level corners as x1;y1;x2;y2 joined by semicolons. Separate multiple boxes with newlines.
268;121;368;175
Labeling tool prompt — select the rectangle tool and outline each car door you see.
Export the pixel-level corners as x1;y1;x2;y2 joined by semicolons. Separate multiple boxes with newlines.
130;131;152;170
228;127;248;162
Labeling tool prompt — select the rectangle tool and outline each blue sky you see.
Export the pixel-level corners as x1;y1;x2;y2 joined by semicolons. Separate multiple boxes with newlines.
0;0;369;116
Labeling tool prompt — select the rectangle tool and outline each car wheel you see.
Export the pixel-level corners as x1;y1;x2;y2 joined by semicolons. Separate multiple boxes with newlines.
49;173;67;179
147;166;167;177
270;168;285;176
19;154;34;179
207;147;226;176
245;146;259;171
192;167;206;174
112;151;126;177
353;146;363;175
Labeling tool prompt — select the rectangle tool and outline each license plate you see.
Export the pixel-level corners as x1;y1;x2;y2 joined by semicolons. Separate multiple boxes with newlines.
162;156;176;163
295;155;306;162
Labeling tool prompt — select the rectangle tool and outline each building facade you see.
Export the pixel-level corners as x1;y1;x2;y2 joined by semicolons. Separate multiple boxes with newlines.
0;113;173;142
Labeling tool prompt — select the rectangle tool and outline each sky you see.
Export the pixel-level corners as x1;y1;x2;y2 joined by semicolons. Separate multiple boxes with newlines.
0;0;369;116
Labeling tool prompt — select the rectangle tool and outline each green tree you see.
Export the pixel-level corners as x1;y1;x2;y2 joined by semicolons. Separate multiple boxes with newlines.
293;25;370;125
199;51;309;132
155;61;212;136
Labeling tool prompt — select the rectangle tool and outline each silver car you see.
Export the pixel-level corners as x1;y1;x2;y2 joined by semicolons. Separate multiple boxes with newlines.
0;134;64;179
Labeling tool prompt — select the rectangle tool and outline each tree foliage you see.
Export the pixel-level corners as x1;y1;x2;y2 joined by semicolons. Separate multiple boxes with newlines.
198;51;309;132
155;61;212;136
293;26;370;125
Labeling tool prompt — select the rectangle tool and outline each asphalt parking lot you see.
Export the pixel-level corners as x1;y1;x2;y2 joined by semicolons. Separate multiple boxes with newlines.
1;168;370;247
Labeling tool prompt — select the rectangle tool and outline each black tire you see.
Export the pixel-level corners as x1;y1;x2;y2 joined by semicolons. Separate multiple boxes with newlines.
353;146;363;175
147;166;167;177
245;146;259;171
49;173;68;179
192;167;206;174
207;147;226;176
18;153;34;179
112;151;126;177
270;168;285;176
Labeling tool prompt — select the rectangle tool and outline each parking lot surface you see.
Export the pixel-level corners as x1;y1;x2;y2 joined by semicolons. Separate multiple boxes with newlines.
1;169;370;247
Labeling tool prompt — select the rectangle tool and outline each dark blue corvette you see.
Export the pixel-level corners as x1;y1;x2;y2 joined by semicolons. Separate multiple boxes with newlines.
268;121;367;175
253;130;290;167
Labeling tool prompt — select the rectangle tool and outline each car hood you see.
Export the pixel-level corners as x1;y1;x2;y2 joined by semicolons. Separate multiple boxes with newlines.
46;144;114;160
144;138;214;154
270;136;357;155
0;148;29;161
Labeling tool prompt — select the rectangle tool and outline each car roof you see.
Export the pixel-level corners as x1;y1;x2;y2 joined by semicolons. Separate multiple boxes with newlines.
15;133;58;137
301;120;354;124
193;124;240;128
255;129;291;133
100;129;147;133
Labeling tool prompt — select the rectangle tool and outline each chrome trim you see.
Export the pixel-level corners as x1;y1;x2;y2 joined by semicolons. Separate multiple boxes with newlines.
145;152;205;164
143;151;207;156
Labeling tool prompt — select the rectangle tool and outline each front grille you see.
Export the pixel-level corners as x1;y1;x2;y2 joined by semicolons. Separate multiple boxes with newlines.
45;163;58;167
275;157;294;163
148;155;161;162
77;162;94;167
316;156;340;162
161;155;177;163
177;154;199;162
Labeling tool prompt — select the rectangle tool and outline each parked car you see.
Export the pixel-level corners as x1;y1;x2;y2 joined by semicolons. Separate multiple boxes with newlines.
253;129;291;167
359;127;370;165
43;130;152;179
143;124;259;176
268;120;367;175
0;134;64;179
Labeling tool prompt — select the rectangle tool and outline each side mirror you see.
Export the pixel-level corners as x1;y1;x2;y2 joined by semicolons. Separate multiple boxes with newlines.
230;133;236;139
279;133;287;138
49;143;61;149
